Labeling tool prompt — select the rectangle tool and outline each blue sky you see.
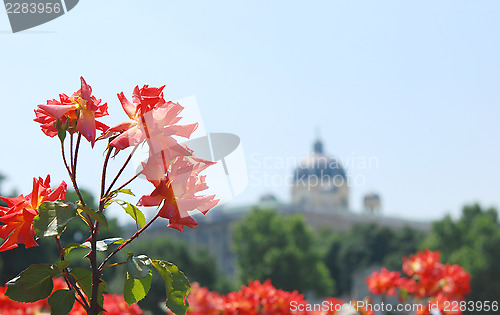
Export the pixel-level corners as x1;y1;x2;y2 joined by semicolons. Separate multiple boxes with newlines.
1;0;499;223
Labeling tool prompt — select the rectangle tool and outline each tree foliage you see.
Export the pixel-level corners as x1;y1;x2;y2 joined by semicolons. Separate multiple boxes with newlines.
423;203;500;305
324;223;424;295
233;208;334;296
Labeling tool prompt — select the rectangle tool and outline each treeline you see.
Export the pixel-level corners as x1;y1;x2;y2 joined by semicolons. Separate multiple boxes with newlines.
233;208;424;297
233;204;500;315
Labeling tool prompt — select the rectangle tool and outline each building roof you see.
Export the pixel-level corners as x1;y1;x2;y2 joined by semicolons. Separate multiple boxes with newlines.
293;139;347;184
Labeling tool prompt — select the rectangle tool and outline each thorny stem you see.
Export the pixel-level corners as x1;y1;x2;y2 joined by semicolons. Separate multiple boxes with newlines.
100;146;114;211
70;133;74;173
60;140;73;176
98;213;160;272
55;236;90;311
60;134;98;313
73;133;82;176
104;144;138;197
88;144;114;314
88;221;100;315
60;139;86;207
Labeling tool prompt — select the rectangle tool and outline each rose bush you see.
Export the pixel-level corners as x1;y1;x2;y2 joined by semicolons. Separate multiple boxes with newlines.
0;77;219;315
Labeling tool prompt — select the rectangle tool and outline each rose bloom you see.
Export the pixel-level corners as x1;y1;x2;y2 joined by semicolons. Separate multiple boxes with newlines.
34;77;109;146
0;175;66;251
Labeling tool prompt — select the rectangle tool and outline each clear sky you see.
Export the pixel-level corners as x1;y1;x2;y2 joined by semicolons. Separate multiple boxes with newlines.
1;0;499;223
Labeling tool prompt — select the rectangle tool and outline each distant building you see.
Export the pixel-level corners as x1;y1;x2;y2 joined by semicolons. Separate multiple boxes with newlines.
292;138;349;212
363;193;382;215
145;138;429;281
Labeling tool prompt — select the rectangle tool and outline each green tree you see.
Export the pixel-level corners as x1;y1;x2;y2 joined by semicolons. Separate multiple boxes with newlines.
324;224;424;295
423;203;500;307
233;208;334;296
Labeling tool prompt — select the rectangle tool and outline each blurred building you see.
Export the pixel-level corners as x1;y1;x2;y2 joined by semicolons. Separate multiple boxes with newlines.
145;138;429;280
292;138;349;212
363;193;381;215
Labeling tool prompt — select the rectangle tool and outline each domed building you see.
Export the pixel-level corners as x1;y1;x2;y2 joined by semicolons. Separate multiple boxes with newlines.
146;137;430;282
292;138;349;212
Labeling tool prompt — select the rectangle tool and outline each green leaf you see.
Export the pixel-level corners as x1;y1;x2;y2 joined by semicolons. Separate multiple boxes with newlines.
96;283;106;309
5;264;58;303
152;260;190;315
33;200;77;237
82;237;123;251
55;260;71;270
127;254;152;279
70;268;92;299
79;205;109;228
48;289;75;315
111;189;135;196
124;271;152;306
70;268;106;307
97;237;124;251
63;243;88;256
116;200;146;228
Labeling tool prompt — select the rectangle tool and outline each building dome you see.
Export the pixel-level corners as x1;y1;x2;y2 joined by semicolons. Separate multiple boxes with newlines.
259;192;277;202
291;138;349;212
293;139;347;185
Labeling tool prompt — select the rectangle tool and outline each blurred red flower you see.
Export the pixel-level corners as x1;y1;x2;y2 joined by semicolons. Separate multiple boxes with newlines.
440;263;471;298
185;280;316;315
402;249;442;278
366;267;401;296
368;250;471;315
